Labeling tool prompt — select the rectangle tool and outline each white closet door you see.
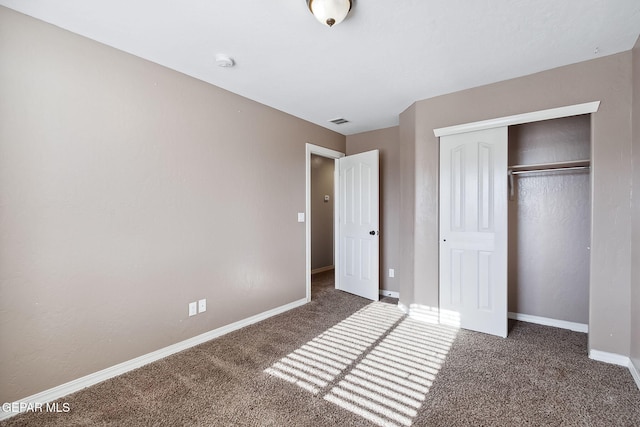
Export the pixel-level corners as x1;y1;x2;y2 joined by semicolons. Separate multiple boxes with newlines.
439;127;508;337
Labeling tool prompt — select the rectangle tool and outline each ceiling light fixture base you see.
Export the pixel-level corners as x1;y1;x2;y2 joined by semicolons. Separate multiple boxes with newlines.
307;0;352;27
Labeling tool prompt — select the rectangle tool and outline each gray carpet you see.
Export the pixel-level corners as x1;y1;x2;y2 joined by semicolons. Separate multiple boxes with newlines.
2;270;639;426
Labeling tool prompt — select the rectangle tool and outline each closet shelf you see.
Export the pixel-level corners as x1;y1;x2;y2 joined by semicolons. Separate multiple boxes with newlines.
508;159;590;175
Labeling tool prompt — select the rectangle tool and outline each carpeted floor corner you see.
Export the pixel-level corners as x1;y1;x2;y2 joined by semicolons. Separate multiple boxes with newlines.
2;270;639;426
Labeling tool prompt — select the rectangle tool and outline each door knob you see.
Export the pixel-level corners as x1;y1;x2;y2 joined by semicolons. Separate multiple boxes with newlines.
369;230;376;235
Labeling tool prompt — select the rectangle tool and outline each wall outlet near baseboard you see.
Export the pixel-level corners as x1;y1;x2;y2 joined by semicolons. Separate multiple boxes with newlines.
188;302;197;317
198;299;207;313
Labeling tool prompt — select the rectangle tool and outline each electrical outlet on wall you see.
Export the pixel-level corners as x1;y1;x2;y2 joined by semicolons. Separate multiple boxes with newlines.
188;302;197;317
198;299;207;313
389;268;395;278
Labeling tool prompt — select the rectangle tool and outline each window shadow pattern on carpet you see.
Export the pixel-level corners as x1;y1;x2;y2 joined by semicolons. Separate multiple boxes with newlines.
265;302;458;427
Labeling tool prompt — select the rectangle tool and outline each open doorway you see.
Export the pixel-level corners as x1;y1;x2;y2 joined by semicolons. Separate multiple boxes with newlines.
305;144;381;302
305;144;344;302
310;154;336;299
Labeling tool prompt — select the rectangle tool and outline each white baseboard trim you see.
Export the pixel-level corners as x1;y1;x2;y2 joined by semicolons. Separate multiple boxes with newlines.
311;265;334;274
589;349;630;367
508;312;588;333
629;358;640;390
380;290;399;299
588;351;639;391
0;297;308;421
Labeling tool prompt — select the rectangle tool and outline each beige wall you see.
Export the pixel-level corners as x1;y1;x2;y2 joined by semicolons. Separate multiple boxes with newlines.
310;155;334;271
346;127;400;293
507;116;591;324
0;7;345;403
631;37;640;372
398;106;417;307
401;51;634;356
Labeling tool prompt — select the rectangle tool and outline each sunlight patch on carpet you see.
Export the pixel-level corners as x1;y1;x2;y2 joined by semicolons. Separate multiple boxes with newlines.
264;303;403;394
264;302;458;426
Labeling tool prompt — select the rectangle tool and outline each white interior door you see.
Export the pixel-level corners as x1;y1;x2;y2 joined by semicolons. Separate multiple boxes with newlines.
439;127;508;337
337;149;379;301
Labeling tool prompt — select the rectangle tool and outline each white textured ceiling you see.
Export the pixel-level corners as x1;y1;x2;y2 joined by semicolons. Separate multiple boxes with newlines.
1;0;639;135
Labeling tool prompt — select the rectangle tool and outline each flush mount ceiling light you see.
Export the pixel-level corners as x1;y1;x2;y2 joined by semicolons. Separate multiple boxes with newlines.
307;0;352;27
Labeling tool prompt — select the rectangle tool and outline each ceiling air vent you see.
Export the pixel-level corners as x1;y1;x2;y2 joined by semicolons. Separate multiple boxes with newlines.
329;117;349;125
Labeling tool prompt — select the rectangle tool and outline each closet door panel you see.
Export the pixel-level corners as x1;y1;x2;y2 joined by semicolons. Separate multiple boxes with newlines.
440;127;508;337
450;145;465;231
478;142;495;232
478;251;493;310
449;249;464;305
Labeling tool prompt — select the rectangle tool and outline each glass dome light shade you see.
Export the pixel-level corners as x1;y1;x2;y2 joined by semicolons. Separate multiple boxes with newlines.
307;0;352;27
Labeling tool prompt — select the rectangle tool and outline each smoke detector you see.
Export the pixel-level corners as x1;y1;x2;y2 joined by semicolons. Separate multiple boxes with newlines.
216;54;235;68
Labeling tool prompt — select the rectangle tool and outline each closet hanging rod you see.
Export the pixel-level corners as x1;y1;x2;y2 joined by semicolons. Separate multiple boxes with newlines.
510;165;590;175
509;159;589;171
508;159;590;175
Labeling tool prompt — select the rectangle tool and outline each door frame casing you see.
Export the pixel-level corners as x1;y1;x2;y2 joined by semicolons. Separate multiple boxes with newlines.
433;101;600;337
305;143;344;302
433;101;600;137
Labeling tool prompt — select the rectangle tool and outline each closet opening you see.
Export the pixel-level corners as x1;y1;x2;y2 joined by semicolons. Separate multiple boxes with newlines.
507;114;591;337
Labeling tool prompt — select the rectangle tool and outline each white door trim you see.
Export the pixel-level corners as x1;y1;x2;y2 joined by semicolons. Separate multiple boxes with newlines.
305;143;345;302
433;101;600;137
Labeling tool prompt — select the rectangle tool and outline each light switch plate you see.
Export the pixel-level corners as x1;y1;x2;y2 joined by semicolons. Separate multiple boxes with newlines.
198;298;207;313
188;302;197;317
297;212;305;222
389;269;395;278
